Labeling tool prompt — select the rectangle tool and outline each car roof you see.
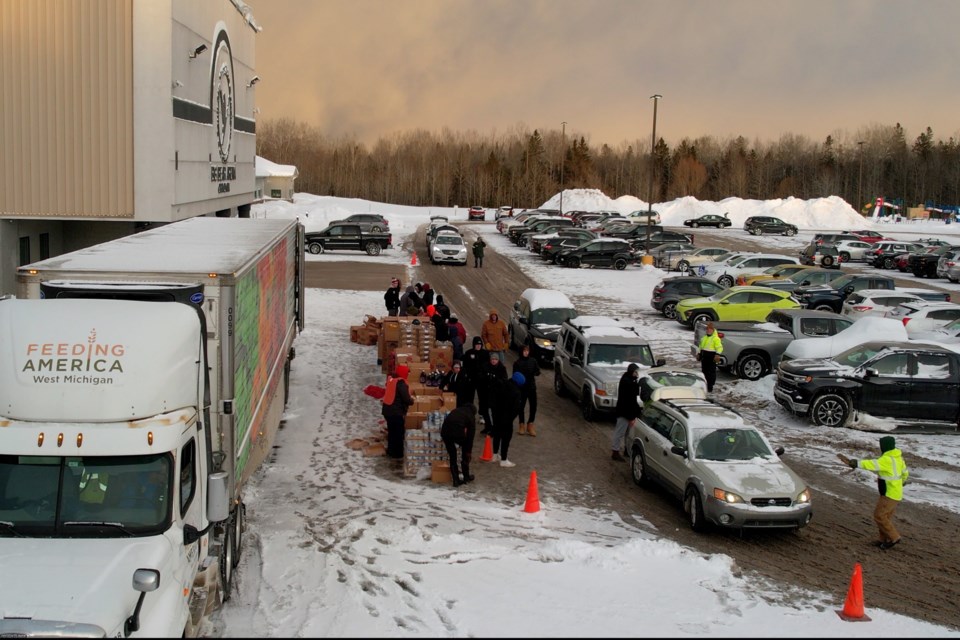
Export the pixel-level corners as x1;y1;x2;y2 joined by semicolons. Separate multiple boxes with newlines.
724;286;792;294
850;289;923;299
521;288;575;310
663;275;719;284
768;308;843;319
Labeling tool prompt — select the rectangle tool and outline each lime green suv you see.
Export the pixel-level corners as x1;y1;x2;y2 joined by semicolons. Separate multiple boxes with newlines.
675;286;800;327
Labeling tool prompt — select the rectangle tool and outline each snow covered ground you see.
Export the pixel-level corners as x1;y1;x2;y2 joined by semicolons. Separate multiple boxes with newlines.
210;191;960;637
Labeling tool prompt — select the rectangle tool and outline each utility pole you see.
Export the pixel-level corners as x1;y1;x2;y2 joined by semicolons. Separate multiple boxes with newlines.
857;140;865;216
559;121;567;214
645;95;662;254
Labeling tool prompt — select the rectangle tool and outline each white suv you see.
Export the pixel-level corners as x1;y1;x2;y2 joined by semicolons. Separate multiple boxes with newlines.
884;300;960;334
703;254;800;288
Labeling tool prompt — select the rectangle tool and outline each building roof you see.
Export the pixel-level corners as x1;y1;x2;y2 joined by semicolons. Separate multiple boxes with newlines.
256;155;299;179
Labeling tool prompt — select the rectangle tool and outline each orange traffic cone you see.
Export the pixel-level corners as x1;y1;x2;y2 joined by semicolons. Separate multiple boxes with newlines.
836;562;871;621
479;435;494;462
523;470;540;513
410;252;418;266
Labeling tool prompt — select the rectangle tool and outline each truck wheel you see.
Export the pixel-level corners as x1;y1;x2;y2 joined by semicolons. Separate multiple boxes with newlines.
553;370;567;397
686;487;708;532
662;302;678;320
365;242;382;256
811;392;850;427
220;524;235;602
737;354;768;381
283;359;291;406
308;242;324;255
614;258;627;271
580;388;596;422
231;503;244;568
631;448;649;486
718;275;734;288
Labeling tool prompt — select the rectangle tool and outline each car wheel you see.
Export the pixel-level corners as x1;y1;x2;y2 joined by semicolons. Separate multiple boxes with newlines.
553;371;567;397
662;302;678;320
785;228;797;237
614;258;627;271
686;487;708;532
736;354;768;381
692;222;699;228
691;312;714;327
580;388;596;422
718;275;734;288
813;303;835;312
371;225;382;232
631;448;649;487
839;252;851;262
365;242;382;256
749;228;761;236
308;242;324;255
567;257;581;269
811;392;850;427
821;255;834;267
677;260;690;273
883;257;895;269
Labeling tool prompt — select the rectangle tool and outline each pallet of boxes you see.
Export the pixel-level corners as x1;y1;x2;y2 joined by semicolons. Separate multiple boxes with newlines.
351;314;457;483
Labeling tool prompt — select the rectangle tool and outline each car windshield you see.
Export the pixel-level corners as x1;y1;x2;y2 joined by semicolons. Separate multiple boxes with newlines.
707;288;732;300
828;273;856;289
710;252;734;261
435;235;463;246
693;428;773;461
587;344;654;367
833;344;889;367
726;255;751;267
0;453;172;537
530;308;578;325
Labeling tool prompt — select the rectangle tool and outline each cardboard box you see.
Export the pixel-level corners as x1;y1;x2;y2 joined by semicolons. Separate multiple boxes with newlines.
362;443;386;457
414;396;443;413
431;460;452;484
441;392;457;408
358;327;379;346
417;386;442;397
383;320;401;342
349;326;364;343
405;411;427;429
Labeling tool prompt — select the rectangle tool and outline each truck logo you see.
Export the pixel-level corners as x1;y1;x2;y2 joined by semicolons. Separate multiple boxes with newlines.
21;328;125;378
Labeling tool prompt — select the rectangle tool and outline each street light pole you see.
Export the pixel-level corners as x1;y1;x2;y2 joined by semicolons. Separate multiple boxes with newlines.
560;121;567;214
857;140;865;216
645;94;662;254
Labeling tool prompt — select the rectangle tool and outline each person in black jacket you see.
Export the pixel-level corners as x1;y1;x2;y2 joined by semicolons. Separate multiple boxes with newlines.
440;360;473;407
399;285;422;317
441;403;477;487
611;363;641;462
461;337;488;421
381;365;414;459
512;344;541;437
384;277;401;316
489;372;523;467
477;351;508;435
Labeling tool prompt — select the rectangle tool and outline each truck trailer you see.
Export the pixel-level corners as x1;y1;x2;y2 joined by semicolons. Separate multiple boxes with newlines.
0;217;304;637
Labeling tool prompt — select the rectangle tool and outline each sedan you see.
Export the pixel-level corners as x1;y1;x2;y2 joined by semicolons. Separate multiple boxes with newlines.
675;286;800;327
647;242;696;270
683;214;731;228
833;240;875;262
429;233;468;265
468;206;486;221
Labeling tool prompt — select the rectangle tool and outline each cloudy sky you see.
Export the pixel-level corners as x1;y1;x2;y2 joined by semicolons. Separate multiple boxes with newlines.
248;0;960;148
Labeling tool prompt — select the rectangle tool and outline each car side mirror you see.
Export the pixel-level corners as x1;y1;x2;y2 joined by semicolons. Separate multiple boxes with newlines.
670;445;687;458
864;368;878;379
843;285;854;294
518;317;528;326
720;300;730;305
656;358;666;367
570;357;583;367
801;280;810;286
775;446;785;457
513;301;520;311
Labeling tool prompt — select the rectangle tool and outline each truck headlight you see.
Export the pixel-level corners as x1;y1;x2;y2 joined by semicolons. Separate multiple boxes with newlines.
712;488;745;504
604;381;618;394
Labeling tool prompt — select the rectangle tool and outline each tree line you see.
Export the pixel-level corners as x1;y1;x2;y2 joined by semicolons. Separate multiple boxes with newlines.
256;119;960;213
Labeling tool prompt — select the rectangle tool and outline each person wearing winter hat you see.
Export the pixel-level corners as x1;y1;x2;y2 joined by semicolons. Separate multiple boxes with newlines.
487;370;523;467
461;337;488;416
478;351;508;434
513;343;542;436
441;403;477;487
611;363;642;462
448;315;467;344
420;283;435;308
838;435;909;550
381;365;413;459
399;285;422;317
446;317;464;360
384;277;402;316
481;308;509;363
440;360;472;407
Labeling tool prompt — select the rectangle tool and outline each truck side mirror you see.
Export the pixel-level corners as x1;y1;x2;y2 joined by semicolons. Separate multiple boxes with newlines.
518;317;528;325
124;569;160;636
207;471;230;523
570;357;582;367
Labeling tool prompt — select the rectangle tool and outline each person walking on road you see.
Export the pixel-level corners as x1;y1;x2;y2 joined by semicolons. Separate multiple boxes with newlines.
513;344;541;436
381;365;413;459
477;350;508;433
441;403;477;487
838;435;909;550
481;309;510;363
472;236;486;268
611;363;641;462
461;337;488;424
489;372;524;467
384;277;401;316
696;321;723;393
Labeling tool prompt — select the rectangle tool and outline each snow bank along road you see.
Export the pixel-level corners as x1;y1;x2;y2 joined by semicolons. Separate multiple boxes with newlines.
309;222;960;630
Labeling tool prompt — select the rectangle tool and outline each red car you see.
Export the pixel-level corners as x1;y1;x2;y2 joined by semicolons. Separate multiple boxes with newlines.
846;229;889;244
468;206;486;221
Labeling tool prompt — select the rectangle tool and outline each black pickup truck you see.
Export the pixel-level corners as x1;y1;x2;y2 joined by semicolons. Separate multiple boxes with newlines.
775;340;960;432
304;223;392;255
793;273;894;312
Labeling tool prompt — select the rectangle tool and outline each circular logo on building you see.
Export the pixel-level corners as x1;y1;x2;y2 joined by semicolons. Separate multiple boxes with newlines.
211;31;234;163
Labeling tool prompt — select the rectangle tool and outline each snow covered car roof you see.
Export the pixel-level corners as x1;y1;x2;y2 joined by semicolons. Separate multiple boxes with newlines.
521;288;575;310
782;316;908;360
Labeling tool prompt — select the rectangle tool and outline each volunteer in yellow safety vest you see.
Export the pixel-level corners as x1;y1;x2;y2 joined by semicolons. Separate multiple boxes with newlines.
696;321;723;393
838;435;908;550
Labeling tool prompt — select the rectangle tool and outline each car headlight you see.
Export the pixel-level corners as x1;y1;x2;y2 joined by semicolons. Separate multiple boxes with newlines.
713;488;745;504
796;488;811;504
604;381;618;394
534;337;553;347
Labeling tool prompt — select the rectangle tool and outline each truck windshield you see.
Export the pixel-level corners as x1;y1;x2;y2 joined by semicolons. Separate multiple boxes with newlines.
587;344;654;367
0;453;171;537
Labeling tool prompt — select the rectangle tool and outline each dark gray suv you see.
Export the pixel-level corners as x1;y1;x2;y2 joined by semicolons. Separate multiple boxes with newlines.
744;216;797;236
650;276;725;320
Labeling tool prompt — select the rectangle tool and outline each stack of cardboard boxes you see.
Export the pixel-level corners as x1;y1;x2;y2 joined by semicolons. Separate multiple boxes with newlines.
351;314;459;480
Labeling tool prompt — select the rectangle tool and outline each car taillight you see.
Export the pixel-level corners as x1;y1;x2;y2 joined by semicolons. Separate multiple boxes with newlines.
717;332;724;338
654;287;666;294
902;317;911;326
388;234;392;244
853;305;872;312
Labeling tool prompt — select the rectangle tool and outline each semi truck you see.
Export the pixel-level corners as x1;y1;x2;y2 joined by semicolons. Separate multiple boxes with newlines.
0;217;304;637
